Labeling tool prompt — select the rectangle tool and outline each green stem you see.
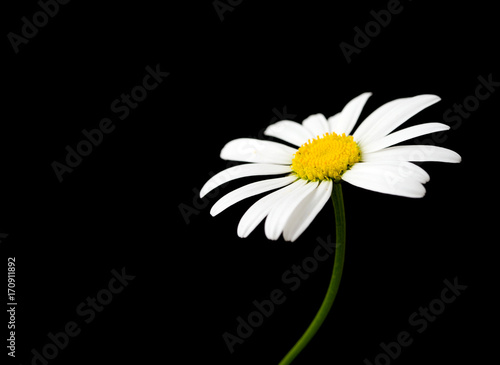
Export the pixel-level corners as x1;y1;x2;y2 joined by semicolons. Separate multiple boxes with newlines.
278;182;346;365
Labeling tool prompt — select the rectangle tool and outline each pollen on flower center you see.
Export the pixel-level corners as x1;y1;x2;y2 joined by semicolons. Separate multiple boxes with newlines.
291;132;361;182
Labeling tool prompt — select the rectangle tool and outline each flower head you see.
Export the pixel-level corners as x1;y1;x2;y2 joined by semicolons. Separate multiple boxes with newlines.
200;93;461;241
291;132;361;182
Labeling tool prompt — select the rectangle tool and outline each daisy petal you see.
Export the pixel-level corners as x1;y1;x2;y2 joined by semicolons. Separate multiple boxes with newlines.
355;95;441;147
200;163;292;198
283;180;333;242
210;175;296;216
353;97;410;143
327;112;341;132
302;114;330;138
265;180;318;240
354;161;430;183
263;120;313;147
237;180;302;238
362;145;462;163
342;163;426;198
361;123;450;153
220;138;297;164
330;92;372;136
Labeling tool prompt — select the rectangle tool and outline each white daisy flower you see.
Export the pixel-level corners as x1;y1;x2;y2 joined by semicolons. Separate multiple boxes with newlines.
200;93;461;242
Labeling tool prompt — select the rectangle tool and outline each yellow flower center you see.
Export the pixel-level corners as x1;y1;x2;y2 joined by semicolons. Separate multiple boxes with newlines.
291;132;361;182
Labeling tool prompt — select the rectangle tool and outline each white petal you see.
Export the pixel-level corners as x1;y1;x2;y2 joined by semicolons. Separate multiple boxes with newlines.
283;180;333;242
355;95;441;147
342;163;426;198
264;180;318;240
361;123;450;153
220;138;297;164
210;175;296;216
263;120;313;147
327;112;341;132
353;97;410;143
362;145;462;163
302;114;330;138
237;180;302;238
330;92;372;136
354;161;430;183
200;163;292;198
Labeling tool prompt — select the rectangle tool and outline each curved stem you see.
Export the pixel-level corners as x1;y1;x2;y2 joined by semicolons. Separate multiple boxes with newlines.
278;182;346;365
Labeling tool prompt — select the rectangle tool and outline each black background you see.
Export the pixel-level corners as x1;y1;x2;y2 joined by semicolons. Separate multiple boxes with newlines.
1;1;496;364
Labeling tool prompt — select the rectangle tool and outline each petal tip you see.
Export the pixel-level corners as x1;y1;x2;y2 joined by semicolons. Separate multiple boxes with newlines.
199;187;208;199
209;209;217;217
